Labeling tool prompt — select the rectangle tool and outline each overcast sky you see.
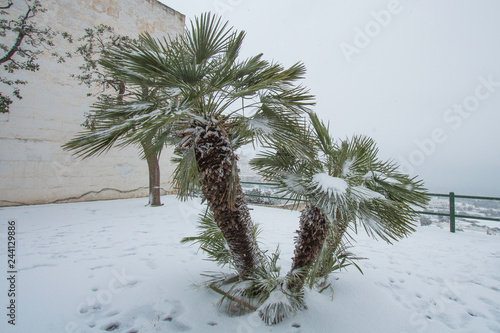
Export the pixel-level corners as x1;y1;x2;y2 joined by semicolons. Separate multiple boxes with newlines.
160;0;500;196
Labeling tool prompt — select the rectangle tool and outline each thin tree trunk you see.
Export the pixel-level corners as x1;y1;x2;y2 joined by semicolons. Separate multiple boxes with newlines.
288;204;329;293
193;120;259;279
138;86;163;207
147;152;162;206
142;142;162;207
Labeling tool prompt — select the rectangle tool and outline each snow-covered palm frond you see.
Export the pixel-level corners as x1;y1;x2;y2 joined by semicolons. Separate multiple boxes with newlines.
233;108;312;161
251;140;320;190
93;13;314;207
99;14;313;122
250;151;313;209
180;207;262;268
257;287;306;325
367;162;429;207
253;252;307;325
62;95;174;158
251;111;429;293
302;114;429;238
351;158;429;242
172;146;200;200
307;172;352;219
207;247;307;325
305;230;364;290
181;208;233;267
328;135;379;181
356;198;418;242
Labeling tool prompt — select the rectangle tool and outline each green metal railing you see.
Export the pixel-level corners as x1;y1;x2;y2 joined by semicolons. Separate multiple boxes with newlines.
421;192;500;232
241;182;500;233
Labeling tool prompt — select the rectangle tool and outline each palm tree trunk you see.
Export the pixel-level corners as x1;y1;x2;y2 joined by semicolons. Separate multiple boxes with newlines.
193;120;259;279
141;142;162;207
288;204;329;293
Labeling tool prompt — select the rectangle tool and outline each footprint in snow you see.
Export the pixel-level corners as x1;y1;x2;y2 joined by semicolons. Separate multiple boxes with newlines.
89;264;114;271
102;321;121;331
106;310;120;317
155;299;192;331
140;257;158;270
118;252;137;258
18;263;57;271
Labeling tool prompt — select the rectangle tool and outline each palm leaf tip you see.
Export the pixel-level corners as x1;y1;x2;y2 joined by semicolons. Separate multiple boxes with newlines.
258;288;306;325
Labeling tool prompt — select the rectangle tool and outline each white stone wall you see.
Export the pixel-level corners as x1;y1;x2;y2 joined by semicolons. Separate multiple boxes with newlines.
0;0;185;206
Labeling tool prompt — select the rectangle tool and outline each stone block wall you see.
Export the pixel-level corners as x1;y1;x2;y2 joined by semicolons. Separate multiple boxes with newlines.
0;0;185;206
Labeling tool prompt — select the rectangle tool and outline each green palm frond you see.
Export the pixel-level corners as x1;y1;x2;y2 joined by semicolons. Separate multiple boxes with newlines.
230;104;312;158
305;229;364;290
204;247;307;325
172;146;200;200
181;208;233;266
257;286;306;325
183;12;238;64
62;95;175;158
252;249;307;325
252;111;430;243
70;12;315;215
327;135;379;180
309;112;333;155
250;146;318;200
180;206;262;266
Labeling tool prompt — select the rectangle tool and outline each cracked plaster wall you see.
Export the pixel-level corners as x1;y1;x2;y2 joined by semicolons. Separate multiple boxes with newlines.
0;0;185;206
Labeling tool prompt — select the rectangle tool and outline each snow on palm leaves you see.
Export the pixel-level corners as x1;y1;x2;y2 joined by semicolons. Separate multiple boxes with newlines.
251;112;429;322
89;13;313;279
185;110;428;325
65;12;429;326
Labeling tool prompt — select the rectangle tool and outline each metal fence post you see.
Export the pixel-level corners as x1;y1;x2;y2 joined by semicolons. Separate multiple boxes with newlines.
449;192;456;233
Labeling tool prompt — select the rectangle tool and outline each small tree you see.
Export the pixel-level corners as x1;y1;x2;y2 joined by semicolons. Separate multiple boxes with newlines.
0;0;70;112
251;112;429;323
64;25;168;206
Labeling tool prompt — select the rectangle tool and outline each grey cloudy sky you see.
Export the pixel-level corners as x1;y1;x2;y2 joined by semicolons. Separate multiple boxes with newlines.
161;0;500;196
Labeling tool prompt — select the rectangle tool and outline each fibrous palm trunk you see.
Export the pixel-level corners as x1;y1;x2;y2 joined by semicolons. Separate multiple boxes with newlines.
193;120;260;279
288;204;329;293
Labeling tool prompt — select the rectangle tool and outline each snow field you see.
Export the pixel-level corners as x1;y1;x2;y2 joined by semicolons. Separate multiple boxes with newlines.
0;195;499;332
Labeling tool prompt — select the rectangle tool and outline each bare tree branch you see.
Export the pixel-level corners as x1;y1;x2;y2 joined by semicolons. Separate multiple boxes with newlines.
0;1;13;10
0;5;31;64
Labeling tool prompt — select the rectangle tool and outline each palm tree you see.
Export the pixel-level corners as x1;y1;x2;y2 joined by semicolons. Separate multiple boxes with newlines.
63;78;170;206
81;13;314;279
252;112;429;292
63;26;167;206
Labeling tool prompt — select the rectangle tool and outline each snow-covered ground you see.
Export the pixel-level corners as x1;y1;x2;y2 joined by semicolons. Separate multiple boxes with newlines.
0;196;499;333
